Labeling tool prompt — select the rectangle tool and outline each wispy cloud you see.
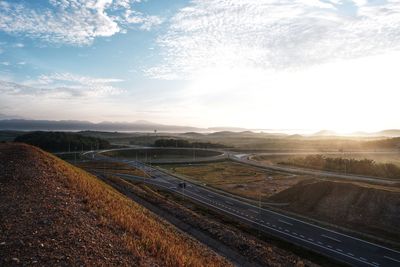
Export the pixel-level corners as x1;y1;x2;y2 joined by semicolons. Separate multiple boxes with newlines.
13;43;24;48
0;72;124;98
148;0;400;79
0;0;162;45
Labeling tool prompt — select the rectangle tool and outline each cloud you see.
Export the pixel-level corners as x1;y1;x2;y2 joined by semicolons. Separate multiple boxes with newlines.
117;8;164;31
148;0;400;79
0;72;124;98
13;43;24;48
0;0;162;45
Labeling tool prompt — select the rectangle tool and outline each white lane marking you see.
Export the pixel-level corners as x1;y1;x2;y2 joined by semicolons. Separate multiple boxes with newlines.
308;238;314;241
321;234;342;243
101;172;381;267
317;241;323;245
300;235;305;238
360;257;367;261
384;256;400;263
327;245;332;248
278;219;293;226
337;249;343;252
135;160;400;258
292;232;298;236
372;262;379;266
348;253;354;256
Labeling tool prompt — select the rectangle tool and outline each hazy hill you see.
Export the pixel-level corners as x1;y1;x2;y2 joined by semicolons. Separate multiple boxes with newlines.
180;132;205;137
207;131;261;137
207;127;248;132
376;129;400;137
0;143;229;266
312;130;338;136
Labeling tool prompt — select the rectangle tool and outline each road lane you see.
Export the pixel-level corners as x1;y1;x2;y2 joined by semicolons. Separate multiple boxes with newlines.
85;150;400;267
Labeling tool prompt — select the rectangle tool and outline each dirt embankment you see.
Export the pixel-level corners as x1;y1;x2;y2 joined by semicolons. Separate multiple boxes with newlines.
0;143;230;266
269;179;400;242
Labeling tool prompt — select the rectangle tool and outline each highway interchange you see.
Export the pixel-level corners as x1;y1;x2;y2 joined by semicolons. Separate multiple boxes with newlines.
84;149;400;267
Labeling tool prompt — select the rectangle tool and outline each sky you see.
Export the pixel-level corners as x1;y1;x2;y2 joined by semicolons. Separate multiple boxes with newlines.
0;0;400;133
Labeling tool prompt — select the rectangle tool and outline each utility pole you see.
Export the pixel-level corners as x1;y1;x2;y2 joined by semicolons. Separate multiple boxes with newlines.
149;150;152;167
258;192;262;238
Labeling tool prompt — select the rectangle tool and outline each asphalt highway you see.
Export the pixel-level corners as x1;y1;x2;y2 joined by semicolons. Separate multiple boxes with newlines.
85;150;400;267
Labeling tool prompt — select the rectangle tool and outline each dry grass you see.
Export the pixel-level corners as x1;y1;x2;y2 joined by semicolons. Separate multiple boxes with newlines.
21;145;231;267
161;162;306;200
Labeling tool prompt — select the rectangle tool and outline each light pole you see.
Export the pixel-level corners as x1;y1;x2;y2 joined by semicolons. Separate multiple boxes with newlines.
258;191;261;238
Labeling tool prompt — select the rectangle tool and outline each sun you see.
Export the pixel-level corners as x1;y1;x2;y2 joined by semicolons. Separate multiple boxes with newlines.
180;52;400;133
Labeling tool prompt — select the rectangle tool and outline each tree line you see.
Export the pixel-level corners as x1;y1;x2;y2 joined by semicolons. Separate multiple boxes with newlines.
279;154;400;179
154;139;226;149
14;131;111;152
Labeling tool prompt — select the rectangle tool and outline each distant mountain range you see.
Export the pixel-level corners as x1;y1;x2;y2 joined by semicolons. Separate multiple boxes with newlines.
0;119;204;132
0;119;399;137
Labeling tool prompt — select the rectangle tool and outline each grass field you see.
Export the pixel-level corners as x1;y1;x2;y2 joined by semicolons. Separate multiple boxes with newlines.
160;161;307;200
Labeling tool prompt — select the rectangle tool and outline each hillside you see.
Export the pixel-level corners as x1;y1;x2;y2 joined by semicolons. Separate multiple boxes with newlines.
269;179;400;242
0;143;230;266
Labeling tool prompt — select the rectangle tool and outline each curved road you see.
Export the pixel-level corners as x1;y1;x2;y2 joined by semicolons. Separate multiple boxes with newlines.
100;147;228;164
230;152;399;185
